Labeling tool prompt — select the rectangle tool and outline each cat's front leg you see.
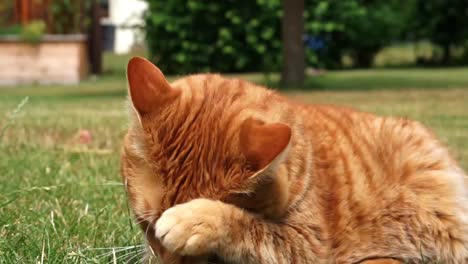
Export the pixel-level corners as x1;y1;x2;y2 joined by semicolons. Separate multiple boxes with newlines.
155;198;234;256
155;199;291;263
155;198;320;264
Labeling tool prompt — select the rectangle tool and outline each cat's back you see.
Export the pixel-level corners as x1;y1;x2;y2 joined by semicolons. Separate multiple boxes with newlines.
301;103;464;189
297;104;468;263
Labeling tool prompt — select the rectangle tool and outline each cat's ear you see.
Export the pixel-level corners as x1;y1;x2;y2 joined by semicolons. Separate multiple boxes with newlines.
126;57;180;116
228;117;291;218
240;118;292;174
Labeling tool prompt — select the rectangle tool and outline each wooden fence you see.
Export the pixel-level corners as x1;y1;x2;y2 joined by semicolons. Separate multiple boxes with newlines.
1;0;103;75
14;0;51;25
4;0;90;34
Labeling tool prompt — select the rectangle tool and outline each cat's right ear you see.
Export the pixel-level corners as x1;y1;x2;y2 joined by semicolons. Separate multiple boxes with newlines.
126;57;180;116
240;118;292;174
227;117;292;218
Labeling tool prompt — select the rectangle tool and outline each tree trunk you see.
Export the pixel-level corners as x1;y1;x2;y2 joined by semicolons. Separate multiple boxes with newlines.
354;50;375;68
441;44;451;65
88;0;102;75
281;0;305;88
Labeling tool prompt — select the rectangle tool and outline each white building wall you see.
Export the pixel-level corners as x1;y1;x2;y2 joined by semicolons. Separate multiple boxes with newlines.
107;0;148;54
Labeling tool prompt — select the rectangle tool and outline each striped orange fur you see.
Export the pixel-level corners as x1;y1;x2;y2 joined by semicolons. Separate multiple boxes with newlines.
120;57;468;264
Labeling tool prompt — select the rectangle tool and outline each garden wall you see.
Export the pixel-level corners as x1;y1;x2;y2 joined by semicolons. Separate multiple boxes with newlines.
0;34;88;85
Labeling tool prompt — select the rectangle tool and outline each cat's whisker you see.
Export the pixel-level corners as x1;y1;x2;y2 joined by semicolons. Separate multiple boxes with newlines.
91;246;144;260
100;247;144;264
137;214;158;238
93;248;132;259
145;243;163;264
133;211;159;226
146;243;157;257
86;245;144;251
134;214;156;226
139;254;159;264
144;218;153;239
93;249;130;260
123;249;145;264
107;249;144;264
137;254;152;264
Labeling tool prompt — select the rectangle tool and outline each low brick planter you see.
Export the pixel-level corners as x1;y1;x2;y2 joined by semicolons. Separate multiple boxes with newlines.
0;34;88;85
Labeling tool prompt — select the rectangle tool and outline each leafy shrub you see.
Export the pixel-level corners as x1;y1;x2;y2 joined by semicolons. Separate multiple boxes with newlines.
305;0;409;68
144;0;282;74
0;25;22;36
49;0;91;34
143;0;413;72
408;0;468;64
20;20;46;44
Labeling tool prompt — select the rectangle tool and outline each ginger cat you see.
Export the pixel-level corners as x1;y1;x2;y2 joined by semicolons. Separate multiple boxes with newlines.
120;57;468;264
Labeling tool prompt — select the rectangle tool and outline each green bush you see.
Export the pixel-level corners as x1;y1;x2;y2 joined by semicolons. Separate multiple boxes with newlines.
49;0;91;34
142;0;424;72
144;0;282;74
305;0;409;68
20;20;46;44
408;0;468;64
0;25;22;36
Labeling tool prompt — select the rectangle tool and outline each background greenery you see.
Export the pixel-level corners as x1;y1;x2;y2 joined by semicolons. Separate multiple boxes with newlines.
0;0;90;37
144;0;282;74
144;0;468;73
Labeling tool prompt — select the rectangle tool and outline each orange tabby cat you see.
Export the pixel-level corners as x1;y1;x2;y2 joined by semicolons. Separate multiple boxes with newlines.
120;57;468;264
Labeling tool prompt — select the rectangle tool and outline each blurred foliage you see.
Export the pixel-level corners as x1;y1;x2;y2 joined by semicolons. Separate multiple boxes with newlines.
409;0;468;65
144;0;282;74
49;0;91;34
0;0;91;35
143;0;468;73
0;24;22;36
305;0;411;68
0;0;15;28
20;20;46;44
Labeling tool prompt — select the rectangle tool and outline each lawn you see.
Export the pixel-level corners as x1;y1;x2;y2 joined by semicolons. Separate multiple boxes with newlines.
0;55;467;263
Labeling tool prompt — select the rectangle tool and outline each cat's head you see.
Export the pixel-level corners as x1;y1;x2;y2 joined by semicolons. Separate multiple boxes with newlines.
120;57;292;262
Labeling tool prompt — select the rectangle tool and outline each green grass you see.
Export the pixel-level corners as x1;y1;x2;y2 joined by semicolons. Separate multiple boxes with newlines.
303;67;468;90
0;54;467;263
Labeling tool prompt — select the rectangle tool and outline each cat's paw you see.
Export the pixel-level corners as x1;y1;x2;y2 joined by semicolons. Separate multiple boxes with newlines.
155;198;230;256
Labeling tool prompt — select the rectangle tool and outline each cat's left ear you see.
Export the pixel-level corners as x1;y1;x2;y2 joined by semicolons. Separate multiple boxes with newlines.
126;57;180;117
240;118;292;175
